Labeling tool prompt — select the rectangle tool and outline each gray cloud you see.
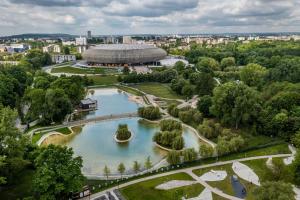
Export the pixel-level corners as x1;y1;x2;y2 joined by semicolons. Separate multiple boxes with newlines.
0;0;299;36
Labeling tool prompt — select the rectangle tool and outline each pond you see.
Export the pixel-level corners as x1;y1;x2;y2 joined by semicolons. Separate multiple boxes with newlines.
83;88;140;119
65;88;201;175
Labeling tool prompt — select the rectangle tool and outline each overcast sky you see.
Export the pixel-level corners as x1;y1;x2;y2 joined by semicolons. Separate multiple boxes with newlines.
0;0;299;36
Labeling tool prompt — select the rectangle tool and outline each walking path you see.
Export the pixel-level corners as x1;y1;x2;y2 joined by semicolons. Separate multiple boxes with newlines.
90;153;291;200
27;112;138;137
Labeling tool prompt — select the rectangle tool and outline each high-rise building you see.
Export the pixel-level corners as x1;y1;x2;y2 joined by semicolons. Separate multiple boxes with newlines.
87;31;92;39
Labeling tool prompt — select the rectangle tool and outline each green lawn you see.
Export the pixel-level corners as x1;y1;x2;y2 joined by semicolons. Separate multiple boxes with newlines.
51;66;119;74
55;127;72;134
0;169;35;200
89;75;119;85
133;83;184;99
120;173;204;200
116;85;144;96
193;163;260;200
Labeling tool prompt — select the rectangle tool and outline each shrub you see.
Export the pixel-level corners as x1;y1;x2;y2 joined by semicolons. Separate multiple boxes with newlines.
167;151;181;165
116;124;131;140
167;104;179;117
160;119;182;131
138;106;161;120
182;148;198;162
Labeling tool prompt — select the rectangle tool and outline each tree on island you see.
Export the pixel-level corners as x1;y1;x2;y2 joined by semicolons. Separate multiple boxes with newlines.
133;161;141;173
138;106;161;120
33;145;85;200
103;165;111;180
153;130;184;150
118;163;126;179
116;124;132;141
144;156;152;172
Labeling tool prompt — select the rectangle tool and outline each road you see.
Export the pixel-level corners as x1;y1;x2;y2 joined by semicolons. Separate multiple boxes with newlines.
90;153;291;200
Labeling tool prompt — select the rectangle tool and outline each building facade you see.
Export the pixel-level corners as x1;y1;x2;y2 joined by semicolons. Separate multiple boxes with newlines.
51;54;76;64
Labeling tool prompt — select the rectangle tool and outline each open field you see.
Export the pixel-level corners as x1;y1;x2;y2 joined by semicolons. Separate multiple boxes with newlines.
132;83;184;100
120;173;204;200
51;66;119;74
88;75;119;85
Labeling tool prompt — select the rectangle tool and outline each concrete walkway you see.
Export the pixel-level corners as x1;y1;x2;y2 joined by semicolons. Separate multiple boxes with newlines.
90;154;291;200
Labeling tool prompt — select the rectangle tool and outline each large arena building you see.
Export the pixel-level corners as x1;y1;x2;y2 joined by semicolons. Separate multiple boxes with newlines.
82;44;167;66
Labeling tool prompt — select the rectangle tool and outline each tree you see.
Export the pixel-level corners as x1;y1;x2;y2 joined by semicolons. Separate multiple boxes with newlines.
116;124;131;140
292;130;300;148
63;46;70;54
172;136;184;150
144;156;152;171
118;163;126;178
240;63;267;88
0;156;6;185
196;57;220;72
252;181;295;200
182;148;197;162
199;144;214;158
221;57;235;70
133;161;141;173
211;81;261;129
0;107;29;184
33;145;85;199
159;119;182;131
138;106;161;120
181;84;194;98
122;66;130;75
292;151;300;186
103;165;111;180
167;151;181;165
194;72;216;96
171;78;186;94
197;95;212;117
174;61;186;72
44;89;72;123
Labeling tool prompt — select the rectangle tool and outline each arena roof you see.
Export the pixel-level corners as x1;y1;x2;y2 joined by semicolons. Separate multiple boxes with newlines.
83;44;167;64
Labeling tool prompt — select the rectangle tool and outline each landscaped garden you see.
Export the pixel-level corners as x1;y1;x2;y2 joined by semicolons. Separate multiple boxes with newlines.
51;66;120;74
120;173;204;200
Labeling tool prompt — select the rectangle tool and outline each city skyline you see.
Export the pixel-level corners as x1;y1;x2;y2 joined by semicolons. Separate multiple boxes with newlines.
1;0;300;36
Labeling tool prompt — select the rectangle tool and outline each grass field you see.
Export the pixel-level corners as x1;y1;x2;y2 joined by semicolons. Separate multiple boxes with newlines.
132;83;184;99
116;85;144;96
51;66;119;74
88;75;119;85
0;169;34;200
193;163;260;200
120;173;204;200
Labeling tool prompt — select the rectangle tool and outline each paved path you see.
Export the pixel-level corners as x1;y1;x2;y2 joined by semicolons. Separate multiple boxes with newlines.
90;153;291;200
27;112;138;137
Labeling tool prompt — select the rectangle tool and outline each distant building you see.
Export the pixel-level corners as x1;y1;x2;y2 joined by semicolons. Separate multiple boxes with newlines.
77;45;87;53
62;41;76;46
87;31;92;39
10;44;30;52
79;98;97;110
123;36;133;44
51;54;76;64
43;44;61;53
76;37;87;46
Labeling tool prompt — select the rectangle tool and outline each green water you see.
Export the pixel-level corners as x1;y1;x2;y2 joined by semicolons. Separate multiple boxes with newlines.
65;88;201;175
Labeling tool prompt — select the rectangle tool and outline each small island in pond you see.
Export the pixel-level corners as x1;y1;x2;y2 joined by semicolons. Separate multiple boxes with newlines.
115;124;132;142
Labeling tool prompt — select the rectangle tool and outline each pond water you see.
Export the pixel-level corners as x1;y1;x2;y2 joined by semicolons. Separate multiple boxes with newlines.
64;88;201;175
83;88;140;119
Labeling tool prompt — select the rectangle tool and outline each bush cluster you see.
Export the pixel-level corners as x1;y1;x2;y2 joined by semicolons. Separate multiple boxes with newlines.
116;124;132;140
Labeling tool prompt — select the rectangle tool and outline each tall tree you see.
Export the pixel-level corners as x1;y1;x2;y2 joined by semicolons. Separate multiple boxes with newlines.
211;81;262;129
118;163;126;179
240;63;267;88
133;161;141;173
144;156;152;172
252;181;295;200
33;145;85;200
103;165;111;180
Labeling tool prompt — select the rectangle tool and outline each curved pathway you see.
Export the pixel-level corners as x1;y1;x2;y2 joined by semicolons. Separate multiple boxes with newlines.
90;153;291;200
